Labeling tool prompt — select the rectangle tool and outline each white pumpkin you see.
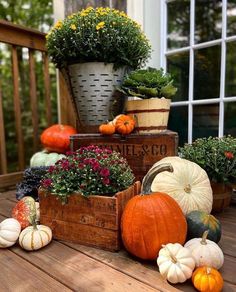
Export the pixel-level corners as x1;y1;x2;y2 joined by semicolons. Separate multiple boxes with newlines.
184;231;224;270
19;224;52;251
30;151;66;167
157;243;195;284
0;218;21;248
147;156;213;215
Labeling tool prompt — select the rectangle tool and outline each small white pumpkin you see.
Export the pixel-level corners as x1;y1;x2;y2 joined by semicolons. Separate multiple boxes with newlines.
157;243;195;284
147;156;213;215
30;151;66;167
184;230;224;270
19;224;52;251
0;218;21;248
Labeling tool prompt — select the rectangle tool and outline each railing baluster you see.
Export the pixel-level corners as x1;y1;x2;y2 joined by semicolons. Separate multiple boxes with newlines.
12;45;25;170
43;52;52;126
0;83;7;174
29;49;39;153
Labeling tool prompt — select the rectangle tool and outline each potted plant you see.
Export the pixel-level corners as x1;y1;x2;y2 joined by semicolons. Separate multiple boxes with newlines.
46;7;151;132
117;67;177;133
179;136;236;212
39;145;140;251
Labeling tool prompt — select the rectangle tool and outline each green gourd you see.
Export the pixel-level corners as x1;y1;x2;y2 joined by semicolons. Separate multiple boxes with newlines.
186;210;221;243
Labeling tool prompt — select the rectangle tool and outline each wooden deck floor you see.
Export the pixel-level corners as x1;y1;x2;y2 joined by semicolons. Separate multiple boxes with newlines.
1;190;236;292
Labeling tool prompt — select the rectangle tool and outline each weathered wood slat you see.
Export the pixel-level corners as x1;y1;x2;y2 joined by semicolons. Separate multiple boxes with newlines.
59;71;77;127
0;84;7;174
42;52;52;126
29;49;39;153
0;20;46;51
63;242;180;292
0;172;22;191
0;249;72;292
12;46;25;170
10;241;158;292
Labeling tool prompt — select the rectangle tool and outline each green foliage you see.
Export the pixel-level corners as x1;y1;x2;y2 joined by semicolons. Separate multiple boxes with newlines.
46;6;151;69
0;0;56;172
179;136;236;183
118;67;177;99
41;145;135;203
0;0;53;31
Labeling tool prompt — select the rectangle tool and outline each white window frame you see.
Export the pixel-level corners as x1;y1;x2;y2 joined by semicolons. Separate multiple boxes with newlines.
160;0;236;143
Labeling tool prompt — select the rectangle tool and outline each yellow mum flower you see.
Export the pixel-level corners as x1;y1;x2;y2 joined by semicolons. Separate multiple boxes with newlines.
54;20;63;29
96;21;105;30
70;24;76;30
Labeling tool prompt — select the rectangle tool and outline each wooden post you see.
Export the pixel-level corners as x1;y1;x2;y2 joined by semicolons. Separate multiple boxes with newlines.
12;46;25;171
0;83;7;174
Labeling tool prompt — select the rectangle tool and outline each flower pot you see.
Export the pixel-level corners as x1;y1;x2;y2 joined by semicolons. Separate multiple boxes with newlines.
211;181;232;213
125;98;171;134
62;62;127;133
38;181;140;251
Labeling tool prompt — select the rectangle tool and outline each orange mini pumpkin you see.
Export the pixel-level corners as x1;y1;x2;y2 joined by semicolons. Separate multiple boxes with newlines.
115;114;135;135
99;122;116;135
192;266;224;292
121;163;187;260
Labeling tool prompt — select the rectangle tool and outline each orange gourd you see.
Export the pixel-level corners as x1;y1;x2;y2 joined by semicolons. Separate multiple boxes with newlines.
115;114;135;135
192;266;223;292
99;122;116;135
41;124;77;153
121;163;187;260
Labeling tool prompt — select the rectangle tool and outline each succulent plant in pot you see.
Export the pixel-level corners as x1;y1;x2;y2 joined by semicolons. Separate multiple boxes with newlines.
117;68;177;134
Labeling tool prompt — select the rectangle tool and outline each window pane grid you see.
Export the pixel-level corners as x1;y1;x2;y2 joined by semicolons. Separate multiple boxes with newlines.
163;0;236;144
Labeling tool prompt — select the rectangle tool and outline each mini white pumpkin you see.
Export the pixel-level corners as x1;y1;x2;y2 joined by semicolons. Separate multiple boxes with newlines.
157;243;195;284
19;224;52;251
30;151;66;167
147;156;213;215
184;230;224;270
0;218;21;248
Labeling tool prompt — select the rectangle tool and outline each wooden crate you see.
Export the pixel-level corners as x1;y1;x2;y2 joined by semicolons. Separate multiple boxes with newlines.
39;181;141;251
70;131;178;181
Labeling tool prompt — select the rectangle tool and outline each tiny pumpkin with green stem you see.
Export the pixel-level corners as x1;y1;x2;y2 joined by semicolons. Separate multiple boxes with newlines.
19;203;52;251
121;163;187;260
184;230;224;269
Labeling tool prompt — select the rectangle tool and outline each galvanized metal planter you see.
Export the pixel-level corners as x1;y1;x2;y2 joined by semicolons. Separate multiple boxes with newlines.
62;62;127;132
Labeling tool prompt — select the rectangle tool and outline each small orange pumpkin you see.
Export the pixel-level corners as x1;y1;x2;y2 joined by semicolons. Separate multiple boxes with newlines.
115;114;135;135
99;122;116;135
192;266;223;292
121;163;187;260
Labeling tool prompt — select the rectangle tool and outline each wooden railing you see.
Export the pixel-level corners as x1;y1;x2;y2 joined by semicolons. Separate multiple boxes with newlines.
0;20;53;189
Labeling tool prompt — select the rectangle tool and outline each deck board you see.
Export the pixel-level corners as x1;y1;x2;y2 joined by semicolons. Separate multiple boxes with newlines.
0;191;236;291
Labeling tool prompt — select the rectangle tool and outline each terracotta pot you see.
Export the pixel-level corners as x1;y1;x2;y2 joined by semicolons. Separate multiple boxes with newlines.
211;181;232;213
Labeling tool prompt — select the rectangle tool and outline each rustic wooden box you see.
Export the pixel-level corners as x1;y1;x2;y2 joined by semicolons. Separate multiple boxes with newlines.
70;131;178;181
39;181;140;251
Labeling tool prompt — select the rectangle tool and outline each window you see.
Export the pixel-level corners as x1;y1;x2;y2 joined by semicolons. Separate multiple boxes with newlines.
161;0;236;146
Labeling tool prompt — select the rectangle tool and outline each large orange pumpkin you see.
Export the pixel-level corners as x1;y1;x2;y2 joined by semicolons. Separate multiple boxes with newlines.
121;163;187;260
40;124;77;153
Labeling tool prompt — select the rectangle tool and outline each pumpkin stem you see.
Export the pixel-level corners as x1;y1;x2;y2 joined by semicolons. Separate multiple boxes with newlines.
163;244;178;264
141;163;174;194
201;230;209;245
206;267;212;275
